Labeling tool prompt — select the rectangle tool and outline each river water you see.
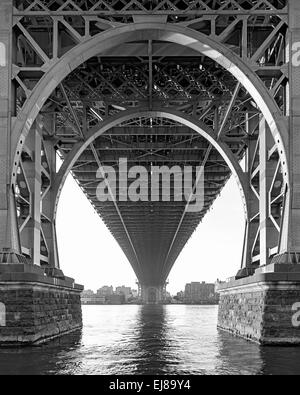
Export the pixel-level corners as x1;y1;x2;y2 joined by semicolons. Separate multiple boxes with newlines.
0;305;300;375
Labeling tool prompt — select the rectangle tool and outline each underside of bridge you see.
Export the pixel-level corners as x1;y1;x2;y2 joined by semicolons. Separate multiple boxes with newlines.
53;56;245;296
12;1;286;301
1;0;300;344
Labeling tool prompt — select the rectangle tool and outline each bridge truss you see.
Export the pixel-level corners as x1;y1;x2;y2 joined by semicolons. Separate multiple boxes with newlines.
1;0;299;293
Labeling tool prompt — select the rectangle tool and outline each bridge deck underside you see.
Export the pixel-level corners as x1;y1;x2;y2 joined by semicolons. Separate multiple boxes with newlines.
15;3;286;282
50;54;250;285
40;52;251;285
60;125;244;285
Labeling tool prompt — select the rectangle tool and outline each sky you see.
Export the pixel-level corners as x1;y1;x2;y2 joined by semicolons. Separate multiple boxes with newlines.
56;171;245;295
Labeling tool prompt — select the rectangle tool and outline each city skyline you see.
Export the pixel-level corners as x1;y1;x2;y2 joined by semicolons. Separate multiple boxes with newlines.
83;281;217;297
82;280;218;304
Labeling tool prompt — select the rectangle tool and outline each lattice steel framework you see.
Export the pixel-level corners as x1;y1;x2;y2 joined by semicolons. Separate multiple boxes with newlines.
1;0;300;292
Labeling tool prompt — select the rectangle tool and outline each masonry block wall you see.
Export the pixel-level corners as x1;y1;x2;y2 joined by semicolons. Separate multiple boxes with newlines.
218;278;300;345
0;280;83;345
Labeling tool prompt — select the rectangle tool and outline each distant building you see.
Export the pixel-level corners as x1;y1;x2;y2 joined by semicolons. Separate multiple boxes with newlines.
97;286;114;297
165;291;172;303
95;295;106;304
116;286;132;301
175;291;184;302
81;290;105;305
81;286;142;305
184;282;218;304
82;290;94;297
106;294;125;305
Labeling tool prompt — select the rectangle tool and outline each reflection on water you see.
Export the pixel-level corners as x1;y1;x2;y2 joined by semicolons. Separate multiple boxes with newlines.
0;305;300;375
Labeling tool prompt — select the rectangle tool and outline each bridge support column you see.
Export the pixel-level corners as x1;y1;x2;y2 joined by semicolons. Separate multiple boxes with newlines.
0;0;83;346
139;284;167;304
238;114;260;277
0;0;23;264
218;0;300;345
275;0;300;263
20;117;61;270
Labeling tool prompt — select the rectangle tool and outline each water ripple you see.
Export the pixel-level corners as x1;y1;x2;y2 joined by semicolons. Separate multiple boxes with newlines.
1;305;300;375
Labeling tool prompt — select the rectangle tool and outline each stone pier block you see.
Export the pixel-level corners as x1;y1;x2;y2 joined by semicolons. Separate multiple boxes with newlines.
0;264;83;346
217;268;300;345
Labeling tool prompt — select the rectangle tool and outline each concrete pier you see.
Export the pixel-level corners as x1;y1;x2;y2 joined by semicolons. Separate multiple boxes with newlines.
217;264;300;345
0;264;83;346
140;284;167;304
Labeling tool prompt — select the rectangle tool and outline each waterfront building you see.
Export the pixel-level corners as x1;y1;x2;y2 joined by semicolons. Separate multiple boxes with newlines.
81;290;106;305
116;286;132;301
184;282;218;304
106;294;126;305
97;286;114;297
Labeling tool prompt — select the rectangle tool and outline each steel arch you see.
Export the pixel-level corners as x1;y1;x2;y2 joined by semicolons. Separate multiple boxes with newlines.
52;108;249;226
11;23;289;188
